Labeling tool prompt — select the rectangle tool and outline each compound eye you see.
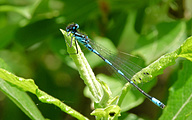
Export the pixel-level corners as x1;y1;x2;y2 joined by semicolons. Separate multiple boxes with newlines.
75;24;79;29
65;28;69;32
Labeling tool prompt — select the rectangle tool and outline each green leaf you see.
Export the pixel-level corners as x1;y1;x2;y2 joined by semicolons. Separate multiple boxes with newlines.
0;68;38;94
91;105;121;120
0;59;89;120
0;79;45;120
118;36;192;109
60;29;103;103
178;36;192;61
134;21;186;64
36;89;89;120
0;58;44;120
160;60;192;120
131;36;192;84
132;49;179;83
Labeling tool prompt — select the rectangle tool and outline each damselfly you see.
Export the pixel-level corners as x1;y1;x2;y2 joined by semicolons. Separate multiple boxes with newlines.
65;23;165;109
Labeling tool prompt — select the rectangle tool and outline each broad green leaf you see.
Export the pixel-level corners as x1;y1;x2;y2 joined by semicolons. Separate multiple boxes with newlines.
0;58;44;120
0;59;89;120
118;11;139;52
132;36;192;83
0;79;45;120
106;12;128;46
134;22;186;64
131;49;179;83
0;68;38;94
160;60;192;120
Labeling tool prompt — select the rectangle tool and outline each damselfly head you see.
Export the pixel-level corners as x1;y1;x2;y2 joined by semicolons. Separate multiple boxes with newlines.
66;23;79;33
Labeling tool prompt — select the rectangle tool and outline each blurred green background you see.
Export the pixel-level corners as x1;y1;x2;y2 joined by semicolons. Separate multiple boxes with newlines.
0;0;192;119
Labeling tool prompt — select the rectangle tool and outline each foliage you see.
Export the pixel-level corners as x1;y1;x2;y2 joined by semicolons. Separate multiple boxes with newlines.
0;0;192;119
